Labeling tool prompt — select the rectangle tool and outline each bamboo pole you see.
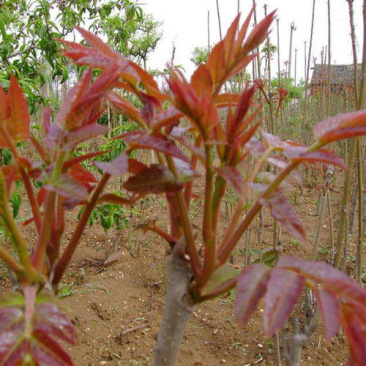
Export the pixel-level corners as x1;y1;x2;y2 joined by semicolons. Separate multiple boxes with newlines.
216;0;223;41
288;22;296;80
301;0;316;144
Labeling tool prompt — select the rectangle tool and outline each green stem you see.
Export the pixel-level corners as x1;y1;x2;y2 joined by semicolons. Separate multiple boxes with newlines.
334;138;357;269
356;0;366;282
0;126;42;232
0;170;36;280
1;210;36;280
0;246;24;277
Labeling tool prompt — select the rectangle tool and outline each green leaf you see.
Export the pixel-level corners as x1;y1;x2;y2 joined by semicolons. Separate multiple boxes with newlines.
10;191;21;218
201;265;240;297
261;249;278;267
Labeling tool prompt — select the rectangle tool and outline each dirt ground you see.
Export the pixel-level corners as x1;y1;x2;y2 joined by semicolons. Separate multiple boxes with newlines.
0;170;357;365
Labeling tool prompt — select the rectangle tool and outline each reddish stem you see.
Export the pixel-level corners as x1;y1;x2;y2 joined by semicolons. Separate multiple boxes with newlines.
32;191;56;271
166;156;201;278
52;173;110;286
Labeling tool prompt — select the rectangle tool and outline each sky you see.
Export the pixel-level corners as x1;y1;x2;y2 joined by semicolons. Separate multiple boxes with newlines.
142;0;364;82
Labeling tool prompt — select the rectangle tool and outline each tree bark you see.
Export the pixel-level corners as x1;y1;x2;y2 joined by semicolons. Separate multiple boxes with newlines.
154;242;194;366
283;312;319;366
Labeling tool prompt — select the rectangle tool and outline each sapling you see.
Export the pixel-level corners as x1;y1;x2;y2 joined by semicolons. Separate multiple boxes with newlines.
60;9;366;366
0;60;137;363
2;7;366;366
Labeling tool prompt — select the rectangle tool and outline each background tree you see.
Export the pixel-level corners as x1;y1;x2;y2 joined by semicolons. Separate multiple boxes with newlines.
0;0;161;113
190;46;210;66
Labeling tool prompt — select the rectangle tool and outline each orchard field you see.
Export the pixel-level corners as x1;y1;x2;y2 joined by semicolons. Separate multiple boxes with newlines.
0;1;366;365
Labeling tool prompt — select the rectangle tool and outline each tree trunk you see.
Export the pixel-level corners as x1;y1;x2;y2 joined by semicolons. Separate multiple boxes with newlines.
154;244;194;366
282;311;319;366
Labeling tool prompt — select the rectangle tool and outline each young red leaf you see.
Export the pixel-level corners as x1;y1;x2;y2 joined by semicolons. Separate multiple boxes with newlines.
56;67;119;132
127;158;148;175
173;158;200;183
217;166;243;194
215;93;242;108
124;164;183;194
249;182;269;195
68;163;98;187
229;121;261;164
262;131;282;149
62;123;108;150
126;133;189;163
172;135;205;162
60;38;119;70
285;145;346;169
296;150;346;169
264;268;305;336
112;130;144;141
260;191;306;241
94;153;129;177
205;10;275;92
340;305;366;366
44;174;89;202
30;329;74;365
139;95;158;127
235;264;270;325
267;155;289;170
8;74;30;143
167;69;219;140
0;75;30;147
46;123;65;150
315;288;340;341
243;10;276;56
228;87;255;140
0;291;76;366
128;64;165;104
191;64;213;97
151;107;184;133
55;68;93;130
246;137;266;157
313;109;366;144
61;28;163;103
32;303;77;345
277;256;366;307
0;86;10;122
108;91;144;126
75;26;120;61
